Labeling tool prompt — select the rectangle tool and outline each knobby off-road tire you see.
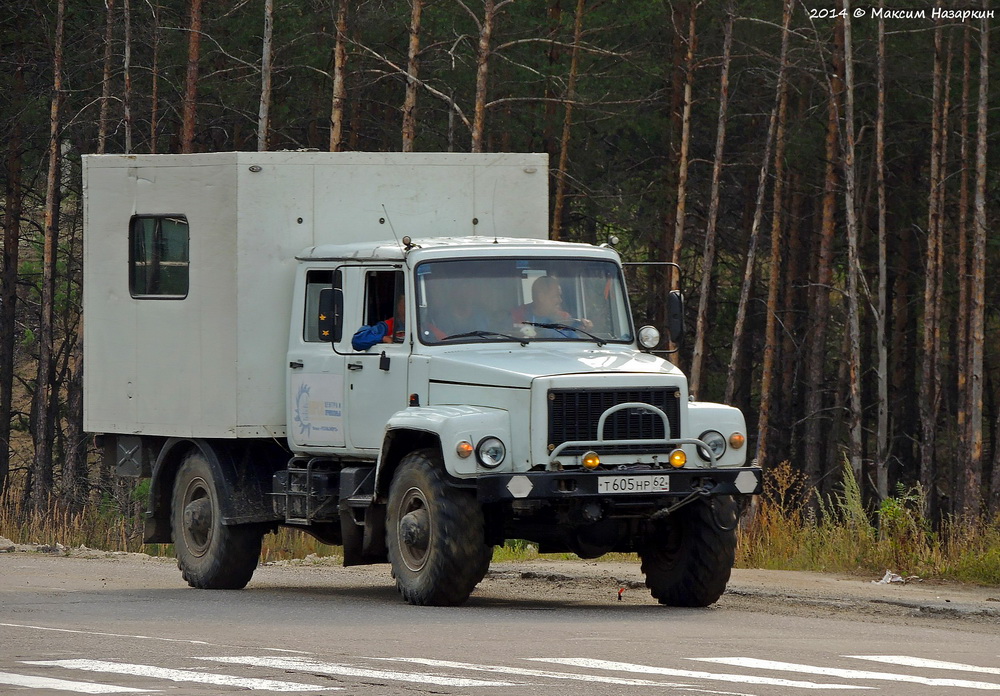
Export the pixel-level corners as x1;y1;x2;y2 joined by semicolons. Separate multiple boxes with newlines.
386;449;493;606
639;495;738;607
171;452;263;590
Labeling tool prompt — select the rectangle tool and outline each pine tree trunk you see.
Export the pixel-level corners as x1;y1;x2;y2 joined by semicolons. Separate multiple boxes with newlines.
150;1;160;153
690;3;733;399
725;1;790;407
920;21;945;516
258;0;274;152
98;0;116;154
803;13;844;492
668;1;698;287
31;0;66;511
550;0;586;241
181;0;202;153
330;0;348;152
471;0;498;153
875;0;889;499
61;223;85;509
756;0;793;469
402;0;423;152
124;0;132;153
957;22;977;517
970;6;991;514
663;2;688;264
0;60;24;497
842;0;863;485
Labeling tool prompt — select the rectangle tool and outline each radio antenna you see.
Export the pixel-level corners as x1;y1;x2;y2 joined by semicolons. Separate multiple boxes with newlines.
381;204;402;248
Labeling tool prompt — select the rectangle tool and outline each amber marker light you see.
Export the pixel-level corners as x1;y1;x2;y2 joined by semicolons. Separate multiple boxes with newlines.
456;441;474;458
669;449;687;468
581;451;601;470
729;432;746;450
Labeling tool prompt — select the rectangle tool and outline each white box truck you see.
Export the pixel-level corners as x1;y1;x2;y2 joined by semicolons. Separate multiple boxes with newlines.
83;151;761;606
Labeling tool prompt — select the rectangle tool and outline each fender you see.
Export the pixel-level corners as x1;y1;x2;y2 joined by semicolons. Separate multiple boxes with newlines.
144;438;283;543
685;402;749;468
374;405;511;498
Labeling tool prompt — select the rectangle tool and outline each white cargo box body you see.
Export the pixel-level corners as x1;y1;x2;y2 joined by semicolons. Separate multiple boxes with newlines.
83;151;548;439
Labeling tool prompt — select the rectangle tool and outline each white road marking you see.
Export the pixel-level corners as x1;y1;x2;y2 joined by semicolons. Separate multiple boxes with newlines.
693;657;1000;690
373;658;756;695
198;655;526;687
0;623;212;646
0;622;312;654
529;657;872;690
847;655;1000;676
373;656;689;687
23;659;336;692
0;670;153;694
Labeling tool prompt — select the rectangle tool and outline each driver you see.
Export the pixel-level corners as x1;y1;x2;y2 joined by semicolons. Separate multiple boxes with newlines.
512;276;593;336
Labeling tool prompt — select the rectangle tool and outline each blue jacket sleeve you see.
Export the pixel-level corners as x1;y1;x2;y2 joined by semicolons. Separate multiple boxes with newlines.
351;321;389;351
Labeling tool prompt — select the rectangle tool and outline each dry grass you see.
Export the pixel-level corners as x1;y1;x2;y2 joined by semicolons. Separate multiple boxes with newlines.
3;461;999;585
737;460;1000;584
0;495;145;552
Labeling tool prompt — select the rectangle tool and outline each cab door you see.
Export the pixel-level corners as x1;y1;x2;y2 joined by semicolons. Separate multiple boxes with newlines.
344;268;411;451
287;267;348;450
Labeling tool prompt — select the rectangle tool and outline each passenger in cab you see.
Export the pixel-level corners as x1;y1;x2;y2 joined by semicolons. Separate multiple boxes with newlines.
352;294;405;350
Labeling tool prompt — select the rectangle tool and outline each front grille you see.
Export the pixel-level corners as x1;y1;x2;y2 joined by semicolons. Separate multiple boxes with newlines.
548;388;681;455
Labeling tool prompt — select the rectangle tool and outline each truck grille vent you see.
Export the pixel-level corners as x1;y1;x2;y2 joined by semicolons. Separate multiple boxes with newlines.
548;388;681;455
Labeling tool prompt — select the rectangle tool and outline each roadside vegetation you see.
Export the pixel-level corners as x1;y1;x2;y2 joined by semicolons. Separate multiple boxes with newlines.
2;462;998;586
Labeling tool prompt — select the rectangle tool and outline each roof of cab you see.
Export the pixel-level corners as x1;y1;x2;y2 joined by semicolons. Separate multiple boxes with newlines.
297;236;617;262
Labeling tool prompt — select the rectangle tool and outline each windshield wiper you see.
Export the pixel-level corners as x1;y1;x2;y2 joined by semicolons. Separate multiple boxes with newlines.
440;330;529;347
521;321;607;347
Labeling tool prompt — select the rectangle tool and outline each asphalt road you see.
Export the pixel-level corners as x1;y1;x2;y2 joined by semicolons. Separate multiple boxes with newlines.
1;549;999;695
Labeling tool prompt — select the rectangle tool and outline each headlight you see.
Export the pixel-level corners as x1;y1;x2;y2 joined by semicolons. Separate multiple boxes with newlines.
637;325;661;349
476;437;506;468
697;430;727;462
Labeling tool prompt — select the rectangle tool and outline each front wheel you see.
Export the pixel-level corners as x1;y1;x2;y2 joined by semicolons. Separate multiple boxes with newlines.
171;452;263;589
639;496;738;607
386;449;492;606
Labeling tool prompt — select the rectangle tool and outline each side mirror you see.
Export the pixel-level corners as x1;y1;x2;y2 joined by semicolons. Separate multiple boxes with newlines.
318;288;343;343
667;290;684;346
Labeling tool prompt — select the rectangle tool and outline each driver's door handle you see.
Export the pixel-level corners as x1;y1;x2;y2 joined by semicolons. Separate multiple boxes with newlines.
289;360;304;369
347;362;364;371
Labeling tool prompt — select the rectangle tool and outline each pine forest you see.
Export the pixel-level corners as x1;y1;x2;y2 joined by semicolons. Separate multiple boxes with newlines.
1;0;999;530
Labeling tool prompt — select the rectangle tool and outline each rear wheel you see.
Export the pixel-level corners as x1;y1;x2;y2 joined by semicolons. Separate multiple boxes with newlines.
386;449;492;606
171;452;263;589
639;496;737;607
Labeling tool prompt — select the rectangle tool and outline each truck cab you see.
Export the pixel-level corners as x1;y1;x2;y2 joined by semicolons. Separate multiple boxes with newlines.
277;236;760;605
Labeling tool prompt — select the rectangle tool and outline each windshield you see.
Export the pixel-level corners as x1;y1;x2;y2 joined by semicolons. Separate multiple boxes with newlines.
415;258;633;345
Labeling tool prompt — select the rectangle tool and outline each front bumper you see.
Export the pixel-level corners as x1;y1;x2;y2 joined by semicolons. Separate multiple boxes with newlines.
477;466;762;504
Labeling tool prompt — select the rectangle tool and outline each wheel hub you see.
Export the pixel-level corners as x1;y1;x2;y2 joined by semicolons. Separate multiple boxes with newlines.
183;496;213;553
400;509;430;549
397;486;432;572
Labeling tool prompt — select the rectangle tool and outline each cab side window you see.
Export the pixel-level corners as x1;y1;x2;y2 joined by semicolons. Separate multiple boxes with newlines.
350;270;405;352
363;270;404;327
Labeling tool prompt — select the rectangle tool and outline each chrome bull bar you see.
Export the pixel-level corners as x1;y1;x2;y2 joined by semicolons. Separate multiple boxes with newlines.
547;401;718;468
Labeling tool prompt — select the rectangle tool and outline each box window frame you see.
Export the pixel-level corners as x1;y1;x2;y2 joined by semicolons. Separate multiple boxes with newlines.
129;214;190;299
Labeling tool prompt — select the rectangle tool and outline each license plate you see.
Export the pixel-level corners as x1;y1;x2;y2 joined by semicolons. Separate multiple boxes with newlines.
597;474;670;494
